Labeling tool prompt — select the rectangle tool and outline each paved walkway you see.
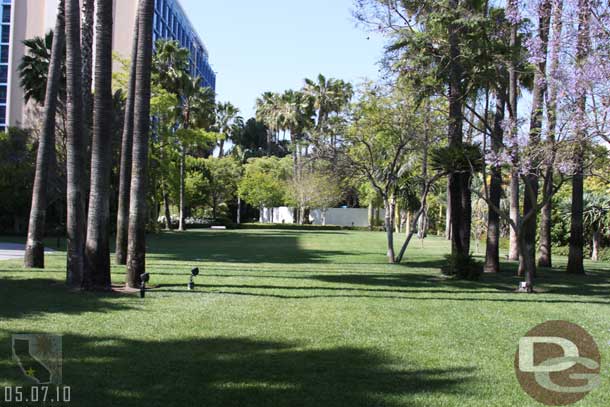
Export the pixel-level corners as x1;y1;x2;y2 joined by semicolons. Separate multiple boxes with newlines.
0;243;55;261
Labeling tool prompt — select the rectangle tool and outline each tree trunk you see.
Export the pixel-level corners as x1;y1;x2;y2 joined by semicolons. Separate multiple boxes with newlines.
448;0;467;257
218;139;225;158
163;185;171;230
81;0;94;160
484;87;506;273
567;0;591;275
126;0;154;289
65;0;87;288
591;230;600;262
385;197;396;263
368;203;373;230
538;0;564;269
445;182;451;240
237;196;241;224
519;0;552;277
84;0;114;290
24;1;65;269
518;232;535;293
507;0;520;262
178;144;186;231
116;16;139;265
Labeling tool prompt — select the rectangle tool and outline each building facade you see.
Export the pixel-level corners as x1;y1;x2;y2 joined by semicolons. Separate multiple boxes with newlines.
4;0;216;130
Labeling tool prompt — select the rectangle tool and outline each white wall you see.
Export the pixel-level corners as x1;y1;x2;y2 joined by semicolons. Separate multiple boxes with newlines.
261;207;386;227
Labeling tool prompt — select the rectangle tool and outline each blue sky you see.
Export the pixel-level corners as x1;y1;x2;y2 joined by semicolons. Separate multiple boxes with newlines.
181;0;386;120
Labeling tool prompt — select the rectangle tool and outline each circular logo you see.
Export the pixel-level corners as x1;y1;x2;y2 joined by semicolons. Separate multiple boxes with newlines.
514;321;601;406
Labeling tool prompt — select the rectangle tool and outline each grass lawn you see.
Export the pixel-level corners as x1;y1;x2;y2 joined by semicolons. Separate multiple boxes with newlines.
1;229;609;406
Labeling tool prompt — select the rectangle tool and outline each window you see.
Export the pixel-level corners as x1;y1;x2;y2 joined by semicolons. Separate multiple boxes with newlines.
0;85;6;103
0;106;6;125
2;5;10;24
1;24;9;43
0;65;7;83
0;45;8;63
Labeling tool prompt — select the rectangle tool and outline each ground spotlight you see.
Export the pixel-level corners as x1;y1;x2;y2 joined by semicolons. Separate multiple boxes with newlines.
188;267;199;290
140;272;150;298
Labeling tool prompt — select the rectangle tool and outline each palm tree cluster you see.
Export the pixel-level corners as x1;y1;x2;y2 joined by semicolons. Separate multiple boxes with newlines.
23;0;156;290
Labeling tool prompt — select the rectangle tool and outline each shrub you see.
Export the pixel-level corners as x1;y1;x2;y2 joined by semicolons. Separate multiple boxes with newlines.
441;253;482;280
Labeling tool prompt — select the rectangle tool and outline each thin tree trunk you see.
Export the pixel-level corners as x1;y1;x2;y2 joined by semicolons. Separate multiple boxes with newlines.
65;0;87;288
218;139;225;158
485;87;506;273
178;144;186;231
567;0;591;275
237;196;242;224
163;185;172;230
445;182;451;240
84;0;114;290
385;197;396;263
24;1;65;269
116;16;139;265
508;0;520;262
519;0;552;277
538;0;563;268
126;0;154;289
368;203;373;230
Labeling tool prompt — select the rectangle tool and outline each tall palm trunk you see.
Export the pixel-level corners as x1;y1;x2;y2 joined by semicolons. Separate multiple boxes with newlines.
81;0;94;159
507;0;520;262
65;0;87;288
126;0;154;288
116;16;139;265
519;0;552;277
484;86;506;273
84;0;114;290
567;0;591;275
539;0;564;268
24;1;65;269
447;0;467;257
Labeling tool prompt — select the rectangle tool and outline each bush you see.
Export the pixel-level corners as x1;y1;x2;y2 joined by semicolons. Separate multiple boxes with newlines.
441;253;482;280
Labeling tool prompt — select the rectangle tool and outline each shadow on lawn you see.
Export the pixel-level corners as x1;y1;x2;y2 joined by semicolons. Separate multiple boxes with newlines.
0;277;134;319
0;334;475;407
146;231;353;264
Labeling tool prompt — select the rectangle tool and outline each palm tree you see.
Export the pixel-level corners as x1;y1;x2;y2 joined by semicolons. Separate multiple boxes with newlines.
84;0;114;290
153;39;189;94
216;101;243;157
256;92;282;155
23;0;65;269
19;32;66;106
303;74;353;135
64;0;87;287
116;16;139;265
126;0;154;288
176;74;215;231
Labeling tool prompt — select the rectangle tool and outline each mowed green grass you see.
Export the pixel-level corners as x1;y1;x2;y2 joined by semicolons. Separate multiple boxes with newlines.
1;229;610;407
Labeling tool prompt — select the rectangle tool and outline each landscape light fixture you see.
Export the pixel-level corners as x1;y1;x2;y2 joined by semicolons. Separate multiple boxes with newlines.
188;267;199;290
140;273;150;298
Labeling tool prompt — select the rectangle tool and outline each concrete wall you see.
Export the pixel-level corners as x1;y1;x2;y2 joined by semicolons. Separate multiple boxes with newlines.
261;207;386;227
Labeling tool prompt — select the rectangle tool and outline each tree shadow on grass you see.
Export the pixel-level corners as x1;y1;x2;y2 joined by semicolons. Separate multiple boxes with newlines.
145;231;353;265
0;334;476;407
0;277;134;320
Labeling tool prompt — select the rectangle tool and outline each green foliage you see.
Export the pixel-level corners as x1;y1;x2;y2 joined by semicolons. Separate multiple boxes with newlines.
0;128;35;232
440;252;482;281
238;157;290;209
19;31;66;105
430;143;484;175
